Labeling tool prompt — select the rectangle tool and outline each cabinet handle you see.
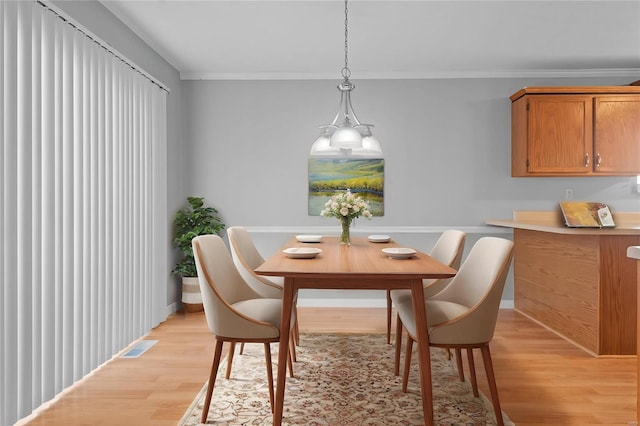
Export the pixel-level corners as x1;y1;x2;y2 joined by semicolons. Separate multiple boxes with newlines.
584;153;590;167
596;153;601;168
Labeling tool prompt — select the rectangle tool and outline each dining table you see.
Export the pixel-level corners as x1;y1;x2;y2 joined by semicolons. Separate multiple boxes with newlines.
255;235;457;425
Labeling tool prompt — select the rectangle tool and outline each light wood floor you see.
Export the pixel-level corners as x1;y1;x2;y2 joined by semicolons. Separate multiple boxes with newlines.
23;308;636;425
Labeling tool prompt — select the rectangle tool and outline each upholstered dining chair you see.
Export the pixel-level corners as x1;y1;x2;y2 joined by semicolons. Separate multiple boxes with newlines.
227;226;300;358
394;236;514;426
386;230;466;344
227;226;283;299
193;234;294;423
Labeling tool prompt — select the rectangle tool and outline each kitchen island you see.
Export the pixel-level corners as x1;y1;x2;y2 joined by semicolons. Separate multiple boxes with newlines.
487;211;640;356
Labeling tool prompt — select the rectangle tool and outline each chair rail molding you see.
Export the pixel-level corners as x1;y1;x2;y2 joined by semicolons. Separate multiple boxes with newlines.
235;225;515;310
243;225;511;235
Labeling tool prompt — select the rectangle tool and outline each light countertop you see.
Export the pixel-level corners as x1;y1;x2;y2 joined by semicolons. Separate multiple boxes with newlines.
486;211;640;236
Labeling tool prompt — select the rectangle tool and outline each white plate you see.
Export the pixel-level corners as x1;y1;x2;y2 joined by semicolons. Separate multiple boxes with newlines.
368;234;391;243
296;234;323;243
283;247;322;259
382;247;417;260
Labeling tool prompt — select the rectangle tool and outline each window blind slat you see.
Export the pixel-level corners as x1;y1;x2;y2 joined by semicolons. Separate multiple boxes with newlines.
18;0;35;416
3;2;20;421
0;1;6;420
40;3;56;404
30;4;43;408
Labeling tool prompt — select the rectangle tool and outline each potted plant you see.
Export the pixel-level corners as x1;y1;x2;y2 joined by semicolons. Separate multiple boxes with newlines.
172;196;225;312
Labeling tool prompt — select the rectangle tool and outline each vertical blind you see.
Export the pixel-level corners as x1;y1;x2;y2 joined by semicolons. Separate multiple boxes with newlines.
1;1;169;424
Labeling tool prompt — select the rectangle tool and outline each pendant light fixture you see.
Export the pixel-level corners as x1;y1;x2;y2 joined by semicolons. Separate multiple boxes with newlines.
310;0;382;157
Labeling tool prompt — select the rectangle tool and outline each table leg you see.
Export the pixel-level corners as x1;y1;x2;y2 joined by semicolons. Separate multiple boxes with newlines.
411;278;434;425
273;277;295;426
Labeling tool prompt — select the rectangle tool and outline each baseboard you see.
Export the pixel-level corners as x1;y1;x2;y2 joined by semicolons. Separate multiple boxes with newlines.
499;300;514;309
168;298;515;310
514;308;598;357
298;298;515;309
166;302;179;316
297;298;388;308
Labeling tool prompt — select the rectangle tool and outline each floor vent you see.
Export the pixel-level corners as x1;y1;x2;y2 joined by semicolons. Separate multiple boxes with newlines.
120;340;158;358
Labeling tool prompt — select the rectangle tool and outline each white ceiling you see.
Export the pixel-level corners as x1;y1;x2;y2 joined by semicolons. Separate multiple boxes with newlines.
99;0;640;80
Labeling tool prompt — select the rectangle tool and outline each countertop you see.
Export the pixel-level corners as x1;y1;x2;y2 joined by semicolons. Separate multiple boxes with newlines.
486;211;640;236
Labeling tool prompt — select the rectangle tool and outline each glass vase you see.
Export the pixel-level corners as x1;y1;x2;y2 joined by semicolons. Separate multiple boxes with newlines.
339;217;352;245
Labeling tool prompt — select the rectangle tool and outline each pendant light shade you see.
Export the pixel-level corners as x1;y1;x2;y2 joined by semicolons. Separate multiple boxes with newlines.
310;0;382;157
331;126;362;148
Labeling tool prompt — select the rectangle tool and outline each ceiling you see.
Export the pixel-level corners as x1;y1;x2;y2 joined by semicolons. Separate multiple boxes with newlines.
99;0;640;80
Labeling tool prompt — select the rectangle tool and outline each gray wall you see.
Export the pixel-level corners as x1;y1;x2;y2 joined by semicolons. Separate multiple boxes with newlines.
49;1;640;308
182;75;640;305
184;77;639;227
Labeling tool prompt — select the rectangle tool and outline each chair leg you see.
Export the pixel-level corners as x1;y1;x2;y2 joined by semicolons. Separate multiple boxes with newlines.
239;342;245;354
289;334;297;362
455;348;465;382
466;348;479;397
402;337;414;393
480;345;504;426
287;339;295;377
264;343;275;413
446;348;452;360
394;313;403;376
293;305;300;346
386;290;392;344
225;342;236;379
201;340;224;424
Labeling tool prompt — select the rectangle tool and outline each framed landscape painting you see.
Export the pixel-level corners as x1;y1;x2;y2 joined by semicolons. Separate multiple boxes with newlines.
308;158;384;216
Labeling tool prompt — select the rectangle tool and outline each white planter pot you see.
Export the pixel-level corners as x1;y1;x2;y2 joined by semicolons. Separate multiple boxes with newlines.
182;276;204;313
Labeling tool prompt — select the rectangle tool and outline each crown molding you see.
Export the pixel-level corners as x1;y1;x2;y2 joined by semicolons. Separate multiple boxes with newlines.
181;68;640;81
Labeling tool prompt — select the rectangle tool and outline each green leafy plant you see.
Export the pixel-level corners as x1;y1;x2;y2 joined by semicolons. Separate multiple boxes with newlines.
172;196;225;277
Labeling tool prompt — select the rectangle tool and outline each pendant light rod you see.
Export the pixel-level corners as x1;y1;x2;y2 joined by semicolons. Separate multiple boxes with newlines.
342;0;351;81
309;0;382;157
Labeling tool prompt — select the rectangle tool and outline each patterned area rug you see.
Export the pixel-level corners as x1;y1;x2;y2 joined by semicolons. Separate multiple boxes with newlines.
178;333;514;425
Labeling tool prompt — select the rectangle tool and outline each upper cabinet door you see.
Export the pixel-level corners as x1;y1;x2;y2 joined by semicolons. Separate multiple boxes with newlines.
594;96;640;175
511;86;640;177
527;96;592;174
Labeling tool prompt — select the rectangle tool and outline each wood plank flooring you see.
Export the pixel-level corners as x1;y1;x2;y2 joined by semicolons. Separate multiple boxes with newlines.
22;308;636;425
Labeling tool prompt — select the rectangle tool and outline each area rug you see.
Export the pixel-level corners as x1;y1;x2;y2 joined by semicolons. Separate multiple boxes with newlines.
178;334;514;425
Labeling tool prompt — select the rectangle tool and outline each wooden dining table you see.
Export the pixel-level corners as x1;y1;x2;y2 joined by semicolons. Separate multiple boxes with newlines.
255;236;457;425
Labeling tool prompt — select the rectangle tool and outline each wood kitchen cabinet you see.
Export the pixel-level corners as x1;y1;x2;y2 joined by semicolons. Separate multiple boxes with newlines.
511;86;640;177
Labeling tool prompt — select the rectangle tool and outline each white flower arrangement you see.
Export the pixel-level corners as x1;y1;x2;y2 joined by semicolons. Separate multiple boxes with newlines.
320;189;372;222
